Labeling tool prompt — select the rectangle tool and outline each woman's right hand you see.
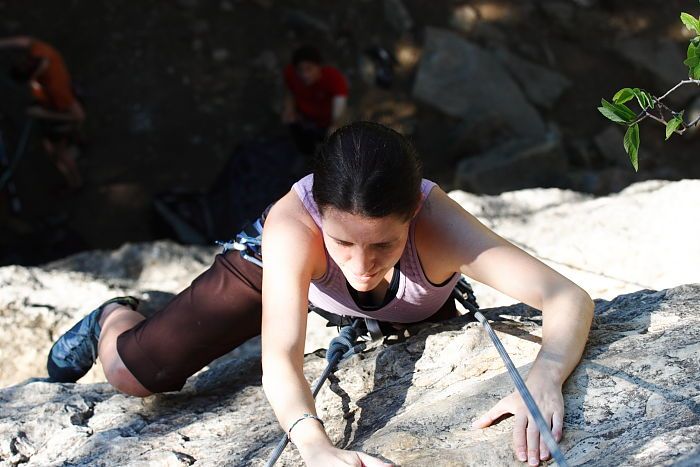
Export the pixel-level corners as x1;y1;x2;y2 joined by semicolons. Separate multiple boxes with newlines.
302;444;393;467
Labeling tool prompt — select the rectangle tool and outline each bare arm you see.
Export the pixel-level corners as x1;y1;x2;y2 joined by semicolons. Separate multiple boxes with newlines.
419;188;593;463
261;194;333;456
422;188;593;381
261;193;392;467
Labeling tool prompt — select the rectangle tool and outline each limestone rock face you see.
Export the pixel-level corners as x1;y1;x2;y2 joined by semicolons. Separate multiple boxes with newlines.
1;285;698;466
1;181;699;466
449;179;700;308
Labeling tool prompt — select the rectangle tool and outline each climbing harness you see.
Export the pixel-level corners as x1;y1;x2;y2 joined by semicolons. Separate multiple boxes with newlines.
453;278;569;467
216;218;264;268
228;225;568;465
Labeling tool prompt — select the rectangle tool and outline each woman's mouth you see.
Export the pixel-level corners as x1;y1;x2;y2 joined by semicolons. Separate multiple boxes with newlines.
352;272;377;283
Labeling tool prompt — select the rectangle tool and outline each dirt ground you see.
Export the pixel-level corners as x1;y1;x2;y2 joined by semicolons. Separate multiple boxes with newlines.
0;0;698;265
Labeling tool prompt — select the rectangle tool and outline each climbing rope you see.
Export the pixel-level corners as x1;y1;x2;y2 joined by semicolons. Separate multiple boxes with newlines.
265;320;366;467
453;278;569;467
231;226;569;465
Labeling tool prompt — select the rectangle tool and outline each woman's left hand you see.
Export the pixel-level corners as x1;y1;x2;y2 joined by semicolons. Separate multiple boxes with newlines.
471;375;564;466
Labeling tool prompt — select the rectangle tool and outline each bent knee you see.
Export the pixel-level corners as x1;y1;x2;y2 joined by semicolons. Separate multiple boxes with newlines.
104;360;153;398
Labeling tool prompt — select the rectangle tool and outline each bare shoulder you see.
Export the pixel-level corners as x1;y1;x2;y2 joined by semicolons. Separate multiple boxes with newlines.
414;185;497;275
415;185;473;244
265;189;318;232
413;186;470;281
263;190;324;276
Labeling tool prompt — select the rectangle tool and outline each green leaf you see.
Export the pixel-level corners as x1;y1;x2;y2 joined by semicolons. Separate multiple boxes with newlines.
612;88;654;110
598;106;626;124
624;123;640;172
685;56;700;68
684;43;700;78
613;88;635;105
597;99;637;124
665;113;684;140
681;12;700;34
632;88;654;110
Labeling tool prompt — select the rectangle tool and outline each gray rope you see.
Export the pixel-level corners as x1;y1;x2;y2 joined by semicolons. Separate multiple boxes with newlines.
453;279;568;465
265;321;365;467
473;310;569;467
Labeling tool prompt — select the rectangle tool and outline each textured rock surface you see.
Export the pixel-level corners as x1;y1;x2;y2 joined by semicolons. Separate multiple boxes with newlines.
449;179;700;308
1;285;698;466
1;180;699;465
413;27;546;139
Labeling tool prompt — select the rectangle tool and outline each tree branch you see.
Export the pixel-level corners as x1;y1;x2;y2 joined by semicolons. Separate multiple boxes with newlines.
657;79;700;102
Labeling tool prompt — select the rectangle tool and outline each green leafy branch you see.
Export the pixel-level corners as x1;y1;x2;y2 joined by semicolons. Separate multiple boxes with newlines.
598;7;700;171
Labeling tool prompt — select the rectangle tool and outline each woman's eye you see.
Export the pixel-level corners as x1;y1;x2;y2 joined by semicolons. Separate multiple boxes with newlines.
336;240;352;247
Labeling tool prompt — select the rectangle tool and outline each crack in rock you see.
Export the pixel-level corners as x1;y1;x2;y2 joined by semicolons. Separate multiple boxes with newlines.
8;431;35;465
173;451;196;465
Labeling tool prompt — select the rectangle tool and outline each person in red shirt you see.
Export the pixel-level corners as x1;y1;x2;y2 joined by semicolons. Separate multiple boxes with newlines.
283;45;349;154
1;36;84;189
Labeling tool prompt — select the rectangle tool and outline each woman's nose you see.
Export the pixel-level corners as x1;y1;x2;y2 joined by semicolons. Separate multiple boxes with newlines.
351;249;374;275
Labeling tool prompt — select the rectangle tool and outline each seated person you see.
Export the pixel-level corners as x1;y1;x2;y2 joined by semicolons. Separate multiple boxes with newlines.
283;45;349;155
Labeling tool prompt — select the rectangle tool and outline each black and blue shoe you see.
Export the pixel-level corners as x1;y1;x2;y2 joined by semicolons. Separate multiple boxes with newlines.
47;296;139;383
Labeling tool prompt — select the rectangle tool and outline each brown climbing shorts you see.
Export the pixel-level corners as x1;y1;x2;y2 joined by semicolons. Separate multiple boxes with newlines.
116;249;264;393
116;244;460;394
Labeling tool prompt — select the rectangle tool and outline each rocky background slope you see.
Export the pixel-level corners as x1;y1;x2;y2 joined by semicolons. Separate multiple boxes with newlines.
0;180;698;465
1;0;700;265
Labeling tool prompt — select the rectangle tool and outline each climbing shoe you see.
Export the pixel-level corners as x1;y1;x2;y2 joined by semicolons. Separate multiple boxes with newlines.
47;296;139;383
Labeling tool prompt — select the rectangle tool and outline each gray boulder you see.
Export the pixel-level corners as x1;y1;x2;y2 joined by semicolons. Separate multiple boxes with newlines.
495;49;572;110
413;27;547;139
453;130;566;194
1;285;699;465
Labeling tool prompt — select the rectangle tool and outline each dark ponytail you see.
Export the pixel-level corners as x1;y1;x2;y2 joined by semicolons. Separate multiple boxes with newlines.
312;121;423;221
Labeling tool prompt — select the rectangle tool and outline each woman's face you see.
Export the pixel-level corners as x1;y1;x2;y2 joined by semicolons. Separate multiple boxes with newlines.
321;208;410;292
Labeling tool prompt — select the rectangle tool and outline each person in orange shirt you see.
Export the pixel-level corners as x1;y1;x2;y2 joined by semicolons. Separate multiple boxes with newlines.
1;36;84;189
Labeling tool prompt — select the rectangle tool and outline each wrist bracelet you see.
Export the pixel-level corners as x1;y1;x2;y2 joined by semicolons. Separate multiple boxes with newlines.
287;413;324;441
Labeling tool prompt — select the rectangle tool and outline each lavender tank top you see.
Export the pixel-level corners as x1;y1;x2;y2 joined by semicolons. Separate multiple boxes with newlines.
292;174;460;323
